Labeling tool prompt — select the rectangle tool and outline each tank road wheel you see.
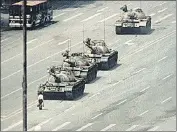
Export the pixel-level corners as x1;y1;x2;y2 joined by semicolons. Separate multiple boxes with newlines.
115;26;122;34
65;91;74;100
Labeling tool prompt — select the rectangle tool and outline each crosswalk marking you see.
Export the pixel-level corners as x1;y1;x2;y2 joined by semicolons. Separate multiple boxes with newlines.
100;124;116;131
126;125;139;131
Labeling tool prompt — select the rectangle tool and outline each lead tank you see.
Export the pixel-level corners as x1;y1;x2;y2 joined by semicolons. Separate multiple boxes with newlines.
37;66;85;100
115;5;151;34
83;38;118;70
61;50;98;83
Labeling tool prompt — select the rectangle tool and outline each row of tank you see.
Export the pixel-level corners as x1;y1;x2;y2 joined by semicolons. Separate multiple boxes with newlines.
37;38;118;100
37;5;152;100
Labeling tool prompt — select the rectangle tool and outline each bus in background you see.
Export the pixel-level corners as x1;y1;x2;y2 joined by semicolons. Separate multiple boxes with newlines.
9;0;53;29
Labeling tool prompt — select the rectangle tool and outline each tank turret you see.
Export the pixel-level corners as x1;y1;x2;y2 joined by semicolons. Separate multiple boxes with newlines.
83;38;118;70
61;50;98;83
115;5;151;34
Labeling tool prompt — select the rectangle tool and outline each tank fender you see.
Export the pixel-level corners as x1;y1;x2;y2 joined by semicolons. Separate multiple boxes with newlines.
101;56;108;62
115;22;122;26
64;86;74;92
139;21;147;26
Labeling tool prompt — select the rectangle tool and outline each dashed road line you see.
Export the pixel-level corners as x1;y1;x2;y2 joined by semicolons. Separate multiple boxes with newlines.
158;8;167;13
52;122;71;131
138;110;149;116
1;41;82;81
2;120;22;131
64;105;75;113
53;13;65;19
97;7;108;12
76;123;93;131
1;37;9;42
121;31;175;60
140;86;150;93
117;99;127;106
2;39;54;64
125;40;134;45
91;113;103;119
172;20;176;23
133;68;146;74
159;1;167;6
1;75;48;99
81;13;101;22
28;118;52;131
63;8;77;12
27;39;37;44
89;92;100;99
148;126;159;131
100;124;116;131
63;13;83;22
157;56;167;62
126;125;139;131
58;39;70;45
98;13;118;23
155;14;173;23
161;97;172;104
162;74;172;80
149;13;156;17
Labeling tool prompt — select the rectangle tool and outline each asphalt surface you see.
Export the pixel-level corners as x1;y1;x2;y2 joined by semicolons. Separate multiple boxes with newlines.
1;1;176;131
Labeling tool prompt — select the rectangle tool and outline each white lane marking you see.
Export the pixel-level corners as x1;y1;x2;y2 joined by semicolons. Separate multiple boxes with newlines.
126;125;139;131
58;39;70;45
81;13;101;22
27;39;37;44
98;13;118;23
172;21;176;23
158;8;167;13
121;31;176;60
117;99;127;106
100;124;116;131
64;105;75;112
91;113;103;119
159;1;167;6
138;110;149;116
2;39;54;64
148;126;159;131
53;13;65;19
155;14;173;23
125;40;134;45
1;75;47;99
162;74;172;80
2;120;22;131
140;86;150;93
1;41;82;81
149;13;156;17
2;101;38;121
161;97;172;104
52;122;71;131
1;37;9;42
63;8;77;12
111;80;123;87
89;92;100;99
76;123;93;131
28;118;52;131
133;68;146;74
63;13;83;22
97;7;108;12
157;56;167;62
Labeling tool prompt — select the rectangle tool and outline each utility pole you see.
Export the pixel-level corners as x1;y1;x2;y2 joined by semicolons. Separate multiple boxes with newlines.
22;0;27;131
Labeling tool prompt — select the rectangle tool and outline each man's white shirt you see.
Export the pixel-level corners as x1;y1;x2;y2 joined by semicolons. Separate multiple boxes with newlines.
38;94;43;100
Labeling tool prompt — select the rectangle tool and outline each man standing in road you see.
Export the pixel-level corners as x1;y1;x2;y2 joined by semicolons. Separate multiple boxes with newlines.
38;91;44;108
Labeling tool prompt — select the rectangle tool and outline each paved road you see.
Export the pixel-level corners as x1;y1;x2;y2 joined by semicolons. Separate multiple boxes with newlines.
1;1;176;131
